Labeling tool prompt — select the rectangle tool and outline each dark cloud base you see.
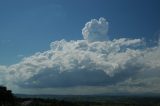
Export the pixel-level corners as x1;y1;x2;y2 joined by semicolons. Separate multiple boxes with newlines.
18;67;137;88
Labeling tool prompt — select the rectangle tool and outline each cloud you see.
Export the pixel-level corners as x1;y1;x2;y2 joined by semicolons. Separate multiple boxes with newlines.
0;66;7;85
82;17;108;42
5;38;144;88
0;18;160;94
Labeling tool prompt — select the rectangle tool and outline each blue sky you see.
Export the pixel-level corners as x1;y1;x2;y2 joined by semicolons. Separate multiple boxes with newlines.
0;0;160;95
0;0;160;65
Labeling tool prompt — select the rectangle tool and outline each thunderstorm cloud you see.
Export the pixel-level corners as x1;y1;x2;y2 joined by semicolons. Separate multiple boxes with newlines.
0;17;160;94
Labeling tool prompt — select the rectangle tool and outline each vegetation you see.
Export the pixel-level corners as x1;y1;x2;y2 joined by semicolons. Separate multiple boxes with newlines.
13;95;160;106
13;96;160;106
1;86;160;106
0;86;15;106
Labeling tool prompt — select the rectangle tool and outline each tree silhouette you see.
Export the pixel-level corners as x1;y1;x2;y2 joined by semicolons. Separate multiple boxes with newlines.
0;86;15;106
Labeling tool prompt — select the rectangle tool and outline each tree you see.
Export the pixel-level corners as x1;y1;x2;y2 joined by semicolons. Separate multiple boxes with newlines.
0;86;15;106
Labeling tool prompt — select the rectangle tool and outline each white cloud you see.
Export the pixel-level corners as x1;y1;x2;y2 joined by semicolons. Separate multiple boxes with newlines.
4;38;145;88
82;17;108;42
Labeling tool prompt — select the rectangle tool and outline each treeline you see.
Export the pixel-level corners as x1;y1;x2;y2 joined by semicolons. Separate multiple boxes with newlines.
1;86;160;106
1;95;160;106
15;98;76;106
0;86;15;106
14;97;160;106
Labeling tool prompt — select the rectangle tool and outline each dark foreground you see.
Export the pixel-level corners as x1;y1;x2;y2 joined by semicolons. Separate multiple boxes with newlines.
1;86;160;106
13;95;160;106
1;95;160;106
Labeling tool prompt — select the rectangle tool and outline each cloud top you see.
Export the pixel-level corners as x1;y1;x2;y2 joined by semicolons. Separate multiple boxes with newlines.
82;17;108;42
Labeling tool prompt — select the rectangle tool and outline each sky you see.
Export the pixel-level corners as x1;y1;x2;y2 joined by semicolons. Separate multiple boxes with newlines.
0;0;160;95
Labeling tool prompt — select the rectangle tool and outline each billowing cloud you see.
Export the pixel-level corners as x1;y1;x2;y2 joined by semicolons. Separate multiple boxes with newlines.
5;38;143;88
0;18;160;94
82;17;108;42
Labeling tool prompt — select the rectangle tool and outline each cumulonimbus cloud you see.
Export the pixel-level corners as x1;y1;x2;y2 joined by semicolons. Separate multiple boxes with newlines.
0;18;160;94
